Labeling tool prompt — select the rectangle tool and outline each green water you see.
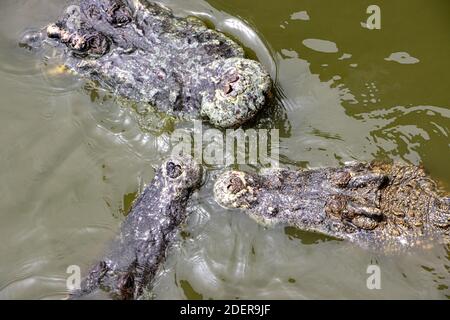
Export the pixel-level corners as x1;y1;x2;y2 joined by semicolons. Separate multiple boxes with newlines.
0;0;449;299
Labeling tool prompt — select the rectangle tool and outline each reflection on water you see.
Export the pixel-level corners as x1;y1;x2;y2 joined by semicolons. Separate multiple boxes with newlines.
0;0;449;299
302;38;339;53
385;52;420;65
290;11;310;21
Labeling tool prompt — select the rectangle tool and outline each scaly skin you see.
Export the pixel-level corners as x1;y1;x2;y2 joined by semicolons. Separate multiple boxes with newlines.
214;163;450;251
70;155;202;300
20;0;272;128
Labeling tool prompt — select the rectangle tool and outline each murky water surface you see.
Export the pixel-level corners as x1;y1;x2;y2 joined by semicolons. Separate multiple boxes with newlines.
0;0;449;299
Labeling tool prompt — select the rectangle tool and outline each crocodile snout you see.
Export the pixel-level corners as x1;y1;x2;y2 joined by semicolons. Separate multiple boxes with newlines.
214;171;258;209
201;58;272;128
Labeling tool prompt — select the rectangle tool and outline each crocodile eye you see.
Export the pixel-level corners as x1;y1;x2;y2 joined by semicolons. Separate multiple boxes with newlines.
166;161;183;179
107;1;132;27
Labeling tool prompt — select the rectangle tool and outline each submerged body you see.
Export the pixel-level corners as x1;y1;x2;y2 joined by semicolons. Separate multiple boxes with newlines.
215;163;450;251
21;0;272;128
71;155;202;300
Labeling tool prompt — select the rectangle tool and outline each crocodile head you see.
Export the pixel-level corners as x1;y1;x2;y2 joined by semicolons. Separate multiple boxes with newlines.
214;164;450;251
109;154;202;300
21;0;272;128
72;154;203;300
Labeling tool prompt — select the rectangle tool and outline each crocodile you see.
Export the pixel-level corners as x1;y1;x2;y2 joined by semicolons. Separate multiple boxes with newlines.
20;0;272;128
214;162;450;251
70;155;202;300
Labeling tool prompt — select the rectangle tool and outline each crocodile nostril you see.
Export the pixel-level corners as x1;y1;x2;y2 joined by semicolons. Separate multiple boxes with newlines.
222;72;240;94
228;73;240;83
223;84;233;94
166;161;183;179
227;176;245;194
